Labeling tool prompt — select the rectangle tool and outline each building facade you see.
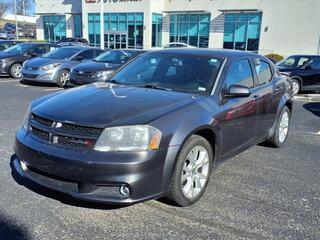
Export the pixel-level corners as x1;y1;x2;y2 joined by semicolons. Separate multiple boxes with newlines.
35;0;320;56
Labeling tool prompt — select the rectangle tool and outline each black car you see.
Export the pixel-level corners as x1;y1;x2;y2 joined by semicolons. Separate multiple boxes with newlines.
57;38;89;45
0;40;20;51
0;42;56;78
277;55;320;94
70;49;146;85
13;49;293;206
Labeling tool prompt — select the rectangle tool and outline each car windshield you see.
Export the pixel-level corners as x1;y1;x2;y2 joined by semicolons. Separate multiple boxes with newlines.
43;47;81;59
94;50;123;63
108;53;223;95
3;43;32;54
277;56;312;68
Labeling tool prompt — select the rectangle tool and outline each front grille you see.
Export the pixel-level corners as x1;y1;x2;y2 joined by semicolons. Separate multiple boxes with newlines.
29;113;103;150
23;73;39;79
74;70;92;77
30;126;49;141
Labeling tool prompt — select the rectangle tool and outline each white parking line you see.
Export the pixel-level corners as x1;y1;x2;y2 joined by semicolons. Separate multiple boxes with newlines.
15;84;30;87
0;79;20;83
44;88;61;92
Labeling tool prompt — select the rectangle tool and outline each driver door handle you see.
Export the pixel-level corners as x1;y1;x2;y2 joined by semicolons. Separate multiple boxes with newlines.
252;95;260;100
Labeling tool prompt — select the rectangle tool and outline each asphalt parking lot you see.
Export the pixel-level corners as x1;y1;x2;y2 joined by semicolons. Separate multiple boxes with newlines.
0;77;319;240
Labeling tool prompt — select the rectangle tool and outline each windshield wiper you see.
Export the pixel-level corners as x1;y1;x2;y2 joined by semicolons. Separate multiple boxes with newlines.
139;83;172;91
107;79;123;84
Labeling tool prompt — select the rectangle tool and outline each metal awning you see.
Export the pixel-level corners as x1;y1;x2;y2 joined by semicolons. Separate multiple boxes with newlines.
162;10;210;14
218;9;261;13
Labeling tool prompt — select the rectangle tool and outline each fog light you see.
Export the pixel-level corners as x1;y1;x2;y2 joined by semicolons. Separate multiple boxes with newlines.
119;185;130;197
20;161;28;171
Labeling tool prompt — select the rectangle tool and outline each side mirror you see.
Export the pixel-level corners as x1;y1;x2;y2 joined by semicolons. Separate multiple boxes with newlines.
225;84;251;98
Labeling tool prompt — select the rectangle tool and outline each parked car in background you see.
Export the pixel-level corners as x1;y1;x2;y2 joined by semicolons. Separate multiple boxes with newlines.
0;30;15;40
0;40;20;51
14;49;293;206
70;49;146;85
0;42;56;78
22;46;105;87
56;38;89;46
277;55;320;94
162;42;195;49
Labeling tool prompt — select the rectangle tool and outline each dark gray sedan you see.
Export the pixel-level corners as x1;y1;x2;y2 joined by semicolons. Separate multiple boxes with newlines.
22;46;105;87
69;49;146;85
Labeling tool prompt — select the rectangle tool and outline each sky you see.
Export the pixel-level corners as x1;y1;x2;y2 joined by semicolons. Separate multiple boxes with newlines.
5;0;35;16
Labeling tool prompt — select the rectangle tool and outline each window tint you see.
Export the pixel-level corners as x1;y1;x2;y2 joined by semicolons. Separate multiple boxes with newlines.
225;59;254;89
77;50;95;59
33;45;48;55
297;57;309;67
111;53;223;94
255;60;272;85
308;58;320;70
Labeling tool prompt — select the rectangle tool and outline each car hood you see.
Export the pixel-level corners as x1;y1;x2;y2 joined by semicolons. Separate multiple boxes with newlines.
32;82;198;128
0;51;17;59
73;61;120;72
25;57;64;68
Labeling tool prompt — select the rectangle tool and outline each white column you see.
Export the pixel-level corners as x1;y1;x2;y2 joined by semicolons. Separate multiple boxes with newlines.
100;0;104;49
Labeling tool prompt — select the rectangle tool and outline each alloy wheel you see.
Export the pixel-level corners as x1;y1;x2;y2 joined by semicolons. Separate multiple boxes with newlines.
11;64;22;78
278;111;289;143
292;81;300;95
59;71;70;86
181;146;210;200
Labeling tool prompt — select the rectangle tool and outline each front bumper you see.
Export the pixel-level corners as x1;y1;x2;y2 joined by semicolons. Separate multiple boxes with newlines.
70;71;104;85
14;128;180;204
22;68;58;83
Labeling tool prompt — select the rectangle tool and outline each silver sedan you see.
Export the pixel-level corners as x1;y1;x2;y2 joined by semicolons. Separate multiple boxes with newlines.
22;46;105;87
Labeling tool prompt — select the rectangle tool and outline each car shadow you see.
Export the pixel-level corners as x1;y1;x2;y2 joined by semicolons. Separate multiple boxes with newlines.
303;102;320;117
0;211;31;240
10;155;129;210
19;79;58;88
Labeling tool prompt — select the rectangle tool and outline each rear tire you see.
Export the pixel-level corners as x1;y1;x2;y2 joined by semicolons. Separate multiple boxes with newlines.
10;63;23;79
266;106;291;148
56;70;70;87
166;135;213;207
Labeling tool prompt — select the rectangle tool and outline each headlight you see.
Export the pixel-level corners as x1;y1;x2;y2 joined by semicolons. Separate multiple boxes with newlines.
94;125;162;152
40;63;61;70
91;71;113;79
22;104;31;131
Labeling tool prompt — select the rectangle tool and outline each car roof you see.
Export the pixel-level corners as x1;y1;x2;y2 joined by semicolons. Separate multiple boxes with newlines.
149;48;261;59
18;42;54;45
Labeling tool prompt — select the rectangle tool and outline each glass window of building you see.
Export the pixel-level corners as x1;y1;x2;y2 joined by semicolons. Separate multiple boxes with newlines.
152;13;163;47
223;12;262;52
43;15;66;43
73;15;82;38
169;13;210;48
88;13;100;47
88;12;144;49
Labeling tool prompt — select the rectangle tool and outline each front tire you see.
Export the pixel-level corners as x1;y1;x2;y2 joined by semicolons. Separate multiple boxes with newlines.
167;135;213;207
291;78;300;95
56;70;70;87
267;106;291;148
10;63;23;79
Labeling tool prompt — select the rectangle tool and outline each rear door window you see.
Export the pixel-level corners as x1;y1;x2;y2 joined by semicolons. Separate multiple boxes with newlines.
225;59;254;89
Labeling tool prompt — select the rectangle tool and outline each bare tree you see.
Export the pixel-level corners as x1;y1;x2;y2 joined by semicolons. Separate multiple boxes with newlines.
0;1;9;19
16;0;32;16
